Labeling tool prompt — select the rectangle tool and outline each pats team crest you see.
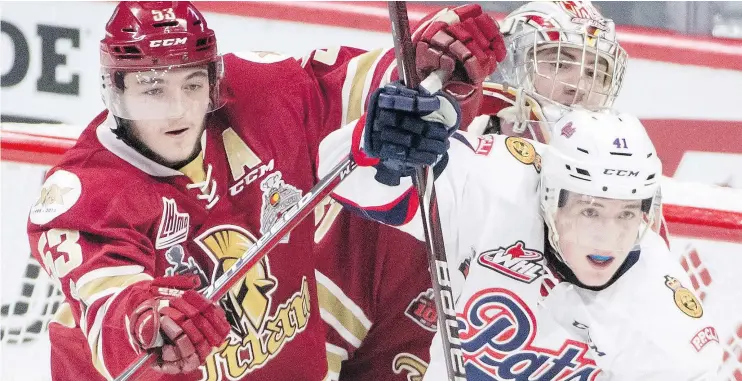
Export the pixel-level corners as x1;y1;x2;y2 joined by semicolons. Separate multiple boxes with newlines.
478;241;545;283
505;137;542;173
459;288;600;380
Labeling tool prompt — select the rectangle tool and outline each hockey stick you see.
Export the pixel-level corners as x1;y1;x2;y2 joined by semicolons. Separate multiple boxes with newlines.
387;2;466;380
114;156;358;381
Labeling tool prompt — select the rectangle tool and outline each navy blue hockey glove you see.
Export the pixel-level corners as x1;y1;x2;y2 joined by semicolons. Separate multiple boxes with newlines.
364;81;461;186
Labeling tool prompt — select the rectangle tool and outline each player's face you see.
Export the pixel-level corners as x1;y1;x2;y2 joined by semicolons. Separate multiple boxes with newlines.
532;46;611;109
122;67;211;166
555;192;643;287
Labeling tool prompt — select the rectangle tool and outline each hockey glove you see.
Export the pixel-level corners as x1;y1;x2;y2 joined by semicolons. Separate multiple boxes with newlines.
127;275;231;374
364;81;461;186
413;4;507;128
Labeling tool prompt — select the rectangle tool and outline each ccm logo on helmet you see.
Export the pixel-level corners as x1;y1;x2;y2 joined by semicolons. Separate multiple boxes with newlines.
603;169;639;177
149;38;187;48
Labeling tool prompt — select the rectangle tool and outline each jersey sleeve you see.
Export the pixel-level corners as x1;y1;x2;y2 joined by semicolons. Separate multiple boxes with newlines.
297;47;398;151
220;46;398;176
27;168;160;380
314;209;435;381
318;125;519;268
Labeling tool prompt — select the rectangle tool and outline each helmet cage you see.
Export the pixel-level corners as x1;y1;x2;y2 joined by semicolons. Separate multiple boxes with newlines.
502;26;628;111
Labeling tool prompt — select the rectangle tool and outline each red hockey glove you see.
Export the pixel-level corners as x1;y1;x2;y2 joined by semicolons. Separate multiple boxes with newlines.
413;4;506;127
128;275;231;374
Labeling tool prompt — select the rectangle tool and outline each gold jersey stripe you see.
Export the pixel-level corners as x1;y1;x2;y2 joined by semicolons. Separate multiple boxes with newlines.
76;273;153;307
317;282;369;346
325;346;346;381
345;48;385;123
49;302;76;328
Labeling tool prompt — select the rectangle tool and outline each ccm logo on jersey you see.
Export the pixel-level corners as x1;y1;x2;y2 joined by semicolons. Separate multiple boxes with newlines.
149;37;187;47
478;241;545;283
459;288;600;380
690;326;719;352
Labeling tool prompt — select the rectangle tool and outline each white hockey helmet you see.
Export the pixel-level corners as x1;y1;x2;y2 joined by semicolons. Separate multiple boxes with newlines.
495;1;628;111
540;109;662;263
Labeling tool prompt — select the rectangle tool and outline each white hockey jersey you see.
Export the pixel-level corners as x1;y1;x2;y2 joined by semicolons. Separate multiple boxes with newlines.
318;122;724;381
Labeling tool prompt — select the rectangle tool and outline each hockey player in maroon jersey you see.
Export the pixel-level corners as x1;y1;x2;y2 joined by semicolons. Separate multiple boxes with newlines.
26;2;505;380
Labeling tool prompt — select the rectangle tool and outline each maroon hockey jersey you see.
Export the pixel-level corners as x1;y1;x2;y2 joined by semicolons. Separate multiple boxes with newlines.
314;201;436;381
27;47;398;381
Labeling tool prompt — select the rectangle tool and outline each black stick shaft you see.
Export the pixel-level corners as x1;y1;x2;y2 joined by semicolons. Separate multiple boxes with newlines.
387;2;467;380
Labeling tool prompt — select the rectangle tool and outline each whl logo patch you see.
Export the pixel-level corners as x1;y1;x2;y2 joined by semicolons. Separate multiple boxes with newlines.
478;241;544;283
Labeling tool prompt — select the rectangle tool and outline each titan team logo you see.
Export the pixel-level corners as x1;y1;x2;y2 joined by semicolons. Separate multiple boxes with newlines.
405;288;438;332
392;352;429;381
155;197;190;249
195;225;311;379
478;241;545;283
259;171;302;241
459;288;601;380
665;275;703;318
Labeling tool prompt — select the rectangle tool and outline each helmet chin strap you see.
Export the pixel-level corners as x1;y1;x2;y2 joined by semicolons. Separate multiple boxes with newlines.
496;87;529;134
494;87;565;142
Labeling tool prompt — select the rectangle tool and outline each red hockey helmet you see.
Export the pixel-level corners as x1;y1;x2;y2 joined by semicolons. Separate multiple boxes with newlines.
100;1;225;120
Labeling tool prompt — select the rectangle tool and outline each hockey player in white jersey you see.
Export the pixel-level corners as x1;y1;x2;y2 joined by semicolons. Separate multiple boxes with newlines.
472;1;628;141
318;92;723;379
473;1;674;242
